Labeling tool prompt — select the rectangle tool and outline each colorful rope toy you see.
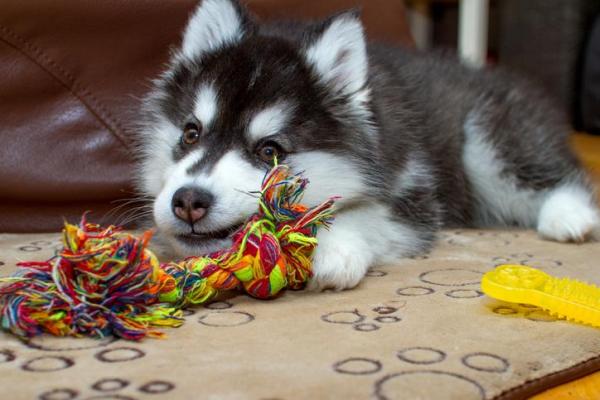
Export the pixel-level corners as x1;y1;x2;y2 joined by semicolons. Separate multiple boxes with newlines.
0;165;336;340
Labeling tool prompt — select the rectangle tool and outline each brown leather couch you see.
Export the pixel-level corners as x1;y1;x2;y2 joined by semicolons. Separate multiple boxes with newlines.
0;0;413;232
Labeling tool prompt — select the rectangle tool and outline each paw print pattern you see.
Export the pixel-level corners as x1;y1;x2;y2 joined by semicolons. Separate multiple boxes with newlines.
38;377;175;400
396;286;483;299
17;239;62;253
491;304;558;322
198;310;256;327
92;378;130;391
321;305;403;332
139;381;176;394
39;388;79;400
0;349;16;364
374;370;485;400
204;300;235;310
333;346;510;400
333;357;383;375
22;356;75;372
95;347;146;363
181;300;234;317
439;230;521;248
490;253;563;269
19;345;148;374
25;335;117;352
17;341;154;400
366;269;388;277
396;286;435;296
396;347;446;365
444;231;520;247
418;268;483;287
395;268;485;300
444;289;484;299
461;353;510;373
181;300;257;327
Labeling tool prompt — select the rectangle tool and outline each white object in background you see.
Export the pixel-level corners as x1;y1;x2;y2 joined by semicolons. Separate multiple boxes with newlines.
459;0;489;68
408;0;432;50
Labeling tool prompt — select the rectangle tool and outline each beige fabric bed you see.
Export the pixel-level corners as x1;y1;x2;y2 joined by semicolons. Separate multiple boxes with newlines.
1;228;599;399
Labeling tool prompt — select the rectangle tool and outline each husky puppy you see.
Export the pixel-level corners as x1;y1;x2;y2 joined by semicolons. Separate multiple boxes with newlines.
137;0;600;290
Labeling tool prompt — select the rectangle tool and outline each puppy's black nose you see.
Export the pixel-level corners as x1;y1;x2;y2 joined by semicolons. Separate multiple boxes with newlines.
171;187;213;225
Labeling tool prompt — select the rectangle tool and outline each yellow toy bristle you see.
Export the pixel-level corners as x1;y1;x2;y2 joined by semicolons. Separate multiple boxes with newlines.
481;264;600;328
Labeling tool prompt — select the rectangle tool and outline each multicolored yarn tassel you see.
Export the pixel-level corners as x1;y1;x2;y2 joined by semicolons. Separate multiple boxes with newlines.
0;165;336;340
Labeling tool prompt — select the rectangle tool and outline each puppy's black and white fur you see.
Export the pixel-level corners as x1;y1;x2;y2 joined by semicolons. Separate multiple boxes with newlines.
137;0;600;290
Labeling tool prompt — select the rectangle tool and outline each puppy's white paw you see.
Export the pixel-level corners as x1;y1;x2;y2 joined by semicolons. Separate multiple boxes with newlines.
307;239;372;291
537;185;600;243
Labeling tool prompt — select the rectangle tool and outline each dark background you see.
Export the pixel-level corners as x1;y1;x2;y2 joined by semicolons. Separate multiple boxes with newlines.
408;0;600;134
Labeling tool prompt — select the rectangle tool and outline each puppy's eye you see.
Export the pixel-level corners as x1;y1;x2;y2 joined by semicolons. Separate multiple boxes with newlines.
257;141;284;163
181;122;202;146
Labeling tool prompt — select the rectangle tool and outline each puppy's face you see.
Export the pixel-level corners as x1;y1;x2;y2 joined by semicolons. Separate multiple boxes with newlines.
137;0;375;257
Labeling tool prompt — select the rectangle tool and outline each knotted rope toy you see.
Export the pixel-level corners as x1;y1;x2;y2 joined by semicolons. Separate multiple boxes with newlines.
0;165;336;340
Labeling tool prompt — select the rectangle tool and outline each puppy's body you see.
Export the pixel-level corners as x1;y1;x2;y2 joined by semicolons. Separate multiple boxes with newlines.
137;0;600;290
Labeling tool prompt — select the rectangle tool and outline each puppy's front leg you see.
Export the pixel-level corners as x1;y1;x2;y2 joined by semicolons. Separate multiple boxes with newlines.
307;202;427;291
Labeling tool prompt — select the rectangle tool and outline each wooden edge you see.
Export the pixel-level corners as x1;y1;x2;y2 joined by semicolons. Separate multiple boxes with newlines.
492;355;600;400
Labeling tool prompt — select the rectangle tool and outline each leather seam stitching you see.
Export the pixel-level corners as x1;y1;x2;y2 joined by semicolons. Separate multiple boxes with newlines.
0;23;131;149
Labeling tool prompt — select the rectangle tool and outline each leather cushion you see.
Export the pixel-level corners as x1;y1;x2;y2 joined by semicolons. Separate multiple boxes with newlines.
0;0;412;232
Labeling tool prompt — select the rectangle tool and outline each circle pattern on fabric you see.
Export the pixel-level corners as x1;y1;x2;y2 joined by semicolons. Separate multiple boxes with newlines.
26;335;117;352
92;378;129;392
22;356;74;372
374;370;485;400
31;240;53;246
445;289;484;299
321;310;366;325
182;309;196;317
396;347;446;365
492;254;563;269
353;323;380;332
419;268;483;287
396;286;434;296
18;245;42;252
493;306;518;315
333;357;382;375
0;349;16;363
374;316;402;324
204;301;233;310
39;388;79;400
462;352;509;373
95;347;145;363
198;311;255;327
373;306;397;314
366;270;387;277
138;380;175;394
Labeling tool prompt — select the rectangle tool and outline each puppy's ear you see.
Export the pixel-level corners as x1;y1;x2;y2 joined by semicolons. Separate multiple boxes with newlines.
181;0;251;59
303;11;368;98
